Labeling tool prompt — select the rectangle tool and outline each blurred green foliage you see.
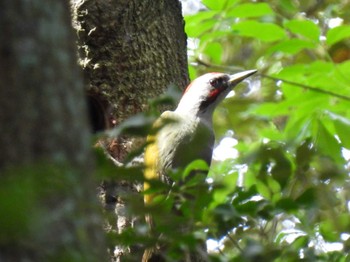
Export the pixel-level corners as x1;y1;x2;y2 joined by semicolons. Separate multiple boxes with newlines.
109;0;350;261
186;0;350;260
0;163;101;261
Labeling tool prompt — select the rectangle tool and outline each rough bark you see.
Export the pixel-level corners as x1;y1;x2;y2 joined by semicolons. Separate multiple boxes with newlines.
72;0;189;260
73;0;188;127
0;1;106;261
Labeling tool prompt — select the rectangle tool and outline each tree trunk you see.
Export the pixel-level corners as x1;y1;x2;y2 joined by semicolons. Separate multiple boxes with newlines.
72;0;189;260
73;0;188;127
0;1;106;261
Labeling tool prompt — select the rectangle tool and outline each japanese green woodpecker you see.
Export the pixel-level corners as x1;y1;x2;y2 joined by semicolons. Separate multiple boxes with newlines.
143;70;257;261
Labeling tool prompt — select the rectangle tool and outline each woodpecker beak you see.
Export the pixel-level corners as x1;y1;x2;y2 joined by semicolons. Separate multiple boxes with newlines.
228;69;257;87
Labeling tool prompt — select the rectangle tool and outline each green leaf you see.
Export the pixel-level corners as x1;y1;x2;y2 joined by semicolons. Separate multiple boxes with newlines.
188;65;198;81
296;138;315;168
236;199;268;216
334;121;350;149
200;30;230;42
291;235;309;249
275;198;298;212
211;163;238;205
202;0;240;10
268;39;315;54
326;112;350;149
256;181;271;199
333;61;350;95
183;159;209;180
185;10;217;27
315;120;343;162
284;114;312;142
326;25;350;46
308;60;334;73
203;42;223;64
295;188;316;207
212;203;243;237
185;11;218;37
320;219;339;242
227;3;274;18
271;158;292;190
277;63;306;79
232;21;286;42
186;19;216;38
279;0;298;13
252;103;283;117
284;19;320;42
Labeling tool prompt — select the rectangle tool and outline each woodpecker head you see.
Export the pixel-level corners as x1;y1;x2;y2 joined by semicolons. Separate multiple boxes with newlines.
175;70;257;120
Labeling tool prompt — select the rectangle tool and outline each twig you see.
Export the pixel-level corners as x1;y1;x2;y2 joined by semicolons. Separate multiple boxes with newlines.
194;59;350;101
195;59;244;72
261;74;350;102
227;234;243;253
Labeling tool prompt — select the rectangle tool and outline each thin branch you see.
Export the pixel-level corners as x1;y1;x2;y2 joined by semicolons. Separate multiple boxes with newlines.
194;59;244;72
261;74;350;102
227;234;243;253
195;58;350;102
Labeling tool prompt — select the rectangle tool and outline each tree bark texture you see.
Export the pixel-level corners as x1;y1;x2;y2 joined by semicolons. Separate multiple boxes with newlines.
73;0;188;128
0;1;106;261
72;0;189;260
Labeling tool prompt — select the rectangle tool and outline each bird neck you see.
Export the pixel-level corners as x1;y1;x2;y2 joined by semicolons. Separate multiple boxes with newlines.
174;104;213;130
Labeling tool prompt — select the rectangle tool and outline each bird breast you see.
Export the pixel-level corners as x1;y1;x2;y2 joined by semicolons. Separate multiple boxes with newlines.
156;111;215;181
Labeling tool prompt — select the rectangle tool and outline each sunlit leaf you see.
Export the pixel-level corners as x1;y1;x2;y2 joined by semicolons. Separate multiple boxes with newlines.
186;19;217;38
203;42;223;64
320;220;339;242
252;103;285;117
291;235;309;249
284;19;320;42
188;65;198;80
212;171;238;205
182;159;209;180
227;3;274;18
308;60;334;73
268;39;315;54
243;170;257;189
326;25;350;46
185;10;218;24
315;120;343;162
185;11;218;37
232;21;286;42
256;181;271;199
284;114;312;142
326;112;350;149
200;30;231;43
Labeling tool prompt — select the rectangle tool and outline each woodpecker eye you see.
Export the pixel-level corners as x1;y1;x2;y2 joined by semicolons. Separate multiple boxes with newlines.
209;76;229;89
